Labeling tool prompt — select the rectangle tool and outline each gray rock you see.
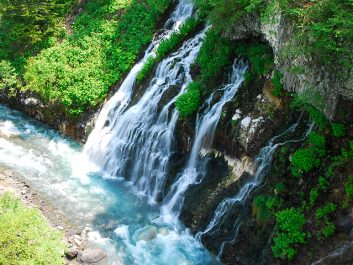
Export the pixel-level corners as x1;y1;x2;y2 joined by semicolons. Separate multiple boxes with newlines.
65;247;78;260
336;215;353;234
224;7;352;119
78;248;106;263
23;97;40;106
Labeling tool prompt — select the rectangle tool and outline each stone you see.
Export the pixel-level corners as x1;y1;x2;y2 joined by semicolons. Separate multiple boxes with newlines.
336;215;353;234
133;225;157;242
232;113;241;121
57;226;64;230
23;97;40;106
78;248;106;263
73;234;81;241
64;247;78;260
240;117;251;128
73;238;81;246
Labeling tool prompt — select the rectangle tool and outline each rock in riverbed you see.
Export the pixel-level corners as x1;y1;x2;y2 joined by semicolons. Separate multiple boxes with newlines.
65;247;78;260
78;248;106;263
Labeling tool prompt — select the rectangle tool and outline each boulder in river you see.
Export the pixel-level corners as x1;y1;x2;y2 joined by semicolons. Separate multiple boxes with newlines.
78;248;106;263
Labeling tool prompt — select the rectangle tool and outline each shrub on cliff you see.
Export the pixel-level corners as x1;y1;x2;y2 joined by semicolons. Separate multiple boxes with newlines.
291;132;326;177
175;82;201;117
137;18;200;83
0;192;65;264
272;207;306;260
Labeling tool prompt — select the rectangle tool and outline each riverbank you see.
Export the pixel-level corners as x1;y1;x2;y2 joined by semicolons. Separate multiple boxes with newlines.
0;168;108;265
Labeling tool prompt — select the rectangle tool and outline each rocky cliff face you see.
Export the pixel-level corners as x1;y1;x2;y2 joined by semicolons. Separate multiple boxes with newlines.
222;11;352;120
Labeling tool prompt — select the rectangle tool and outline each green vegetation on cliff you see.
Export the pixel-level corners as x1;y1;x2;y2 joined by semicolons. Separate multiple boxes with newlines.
195;0;353;71
176;30;235;116
0;192;64;264
0;0;172;116
251;115;353;261
272;208;306;260
137;18;201;83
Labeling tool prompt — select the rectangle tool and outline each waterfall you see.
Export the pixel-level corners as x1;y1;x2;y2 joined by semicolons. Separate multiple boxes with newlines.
85;8;209;203
84;0;193;166
196;118;312;258
161;59;248;225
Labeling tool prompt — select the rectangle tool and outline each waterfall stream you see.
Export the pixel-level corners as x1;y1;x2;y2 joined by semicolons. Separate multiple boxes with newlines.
196;118;312;258
161;59;247;225
84;4;208;204
84;0;193;176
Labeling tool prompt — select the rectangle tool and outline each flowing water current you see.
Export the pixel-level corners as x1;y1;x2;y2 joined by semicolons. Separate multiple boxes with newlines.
0;104;219;265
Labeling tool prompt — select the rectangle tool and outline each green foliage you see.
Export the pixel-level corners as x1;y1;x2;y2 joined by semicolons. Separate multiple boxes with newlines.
331;123;346;138
137;18;200;83
175;29;236;117
196;30;233;87
235;42;273;76
291;132;326;177
195;0;352;72
318;221;335;240
271;70;284;97
0;60;20;94
315;203;337;220
0;0;74;64
291;149;320;177
157;18;199;59
265;196;284;211
243;71;254;86
309;188;319;206
302;0;353;70
343;175;353;208
315;203;337;240
275;182;287;193
175;82;201;117
0;192;64;264
291;93;329;130
252;195;271;223
318;176;329;190
308;132;326;151
137;56;158;83
24;0;171;116
272;208;306;260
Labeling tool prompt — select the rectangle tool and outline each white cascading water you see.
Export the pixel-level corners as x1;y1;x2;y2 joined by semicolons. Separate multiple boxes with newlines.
85;30;209;203
84;1;205;203
161;59;248;225
84;0;193;168
196;118;312;258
